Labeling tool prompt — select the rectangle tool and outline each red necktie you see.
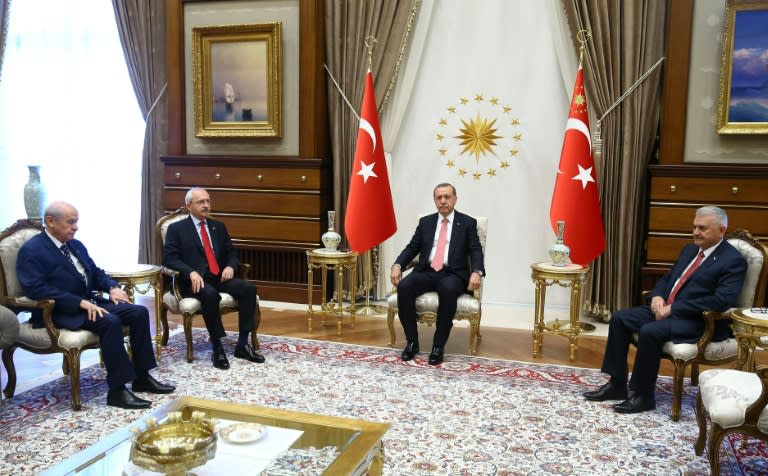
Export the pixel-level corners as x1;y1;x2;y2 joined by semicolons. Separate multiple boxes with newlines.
666;251;705;305
431;218;449;272
199;220;220;275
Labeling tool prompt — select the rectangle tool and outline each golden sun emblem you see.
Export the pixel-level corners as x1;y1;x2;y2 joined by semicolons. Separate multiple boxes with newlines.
435;93;524;180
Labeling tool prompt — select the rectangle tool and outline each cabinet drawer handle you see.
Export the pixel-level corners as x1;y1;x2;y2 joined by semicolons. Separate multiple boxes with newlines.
669;184;676;193
731;186;738;195
175;172;181;180
300;175;307;183
214;173;221;180
257;175;263;181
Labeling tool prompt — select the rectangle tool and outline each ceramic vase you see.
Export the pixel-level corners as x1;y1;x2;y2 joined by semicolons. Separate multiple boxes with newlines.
321;211;342;251
24;165;47;223
549;220;571;266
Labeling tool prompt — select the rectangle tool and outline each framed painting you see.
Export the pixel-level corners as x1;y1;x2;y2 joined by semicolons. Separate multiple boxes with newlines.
717;1;768;134
192;22;282;138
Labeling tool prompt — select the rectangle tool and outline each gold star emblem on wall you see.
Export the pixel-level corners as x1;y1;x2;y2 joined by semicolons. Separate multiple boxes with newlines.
433;93;525;180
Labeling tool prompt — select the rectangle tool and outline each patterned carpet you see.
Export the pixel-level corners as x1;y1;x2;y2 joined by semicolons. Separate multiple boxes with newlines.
0;329;764;475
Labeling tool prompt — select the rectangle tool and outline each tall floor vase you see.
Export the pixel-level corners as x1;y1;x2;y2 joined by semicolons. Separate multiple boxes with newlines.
24;165;47;223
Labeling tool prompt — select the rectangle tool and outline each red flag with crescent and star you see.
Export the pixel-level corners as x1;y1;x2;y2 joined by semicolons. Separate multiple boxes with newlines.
549;66;605;265
345;70;397;253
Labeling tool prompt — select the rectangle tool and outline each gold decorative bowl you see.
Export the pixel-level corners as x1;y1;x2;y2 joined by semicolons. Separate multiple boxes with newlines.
130;411;217;475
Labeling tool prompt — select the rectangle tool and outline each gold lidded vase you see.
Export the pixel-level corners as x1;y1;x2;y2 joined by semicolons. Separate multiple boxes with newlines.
549;220;571;266
321;210;342;251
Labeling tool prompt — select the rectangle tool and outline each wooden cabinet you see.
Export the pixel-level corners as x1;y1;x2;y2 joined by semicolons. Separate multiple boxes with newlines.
642;165;768;292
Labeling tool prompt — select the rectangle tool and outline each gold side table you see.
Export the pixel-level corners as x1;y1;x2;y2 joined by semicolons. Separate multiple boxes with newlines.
306;249;358;336
106;264;163;360
530;262;591;362
731;307;768;371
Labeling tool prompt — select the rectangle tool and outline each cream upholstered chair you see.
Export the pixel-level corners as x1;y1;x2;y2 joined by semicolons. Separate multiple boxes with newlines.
637;229;768;422
387;217;487;355
0;304;20;398
156;207;260;363
0;220;103;410
695;366;768;475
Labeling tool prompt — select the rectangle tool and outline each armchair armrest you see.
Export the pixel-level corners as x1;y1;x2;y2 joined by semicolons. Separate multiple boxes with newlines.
745;365;768;422
0;295;59;341
160;266;183;302
698;309;734;351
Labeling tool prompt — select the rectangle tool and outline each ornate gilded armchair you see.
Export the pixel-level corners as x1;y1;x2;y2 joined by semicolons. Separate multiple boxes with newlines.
156;207;260;363
637;229;768;422
0;220;101;410
695;366;768;475
387;217;487;355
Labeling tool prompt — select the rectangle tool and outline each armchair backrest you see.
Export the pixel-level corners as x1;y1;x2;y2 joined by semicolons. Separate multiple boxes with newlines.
156;207;189;246
0;220;44;298
726;229;768;308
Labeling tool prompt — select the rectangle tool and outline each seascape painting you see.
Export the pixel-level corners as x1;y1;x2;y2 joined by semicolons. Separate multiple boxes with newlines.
727;9;768;123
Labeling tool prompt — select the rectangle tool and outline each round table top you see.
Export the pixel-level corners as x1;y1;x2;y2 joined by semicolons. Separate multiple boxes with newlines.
105;263;162;277
531;262;589;275
307;248;358;257
732;307;768;326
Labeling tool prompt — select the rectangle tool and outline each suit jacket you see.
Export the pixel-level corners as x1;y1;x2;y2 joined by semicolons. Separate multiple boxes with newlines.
649;240;747;341
16;233;119;329
163;216;240;292
394;211;485;284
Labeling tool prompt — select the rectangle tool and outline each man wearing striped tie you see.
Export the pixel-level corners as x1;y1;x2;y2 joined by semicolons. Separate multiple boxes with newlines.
390;183;485;366
583;206;747;414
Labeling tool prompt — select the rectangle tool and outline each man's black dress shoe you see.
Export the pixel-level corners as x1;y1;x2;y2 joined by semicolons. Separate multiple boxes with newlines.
212;346;230;370
401;341;419;361
132;374;176;394
583;381;628;401
428;346;444;365
234;344;266;363
107;387;151;409
613;394;656;414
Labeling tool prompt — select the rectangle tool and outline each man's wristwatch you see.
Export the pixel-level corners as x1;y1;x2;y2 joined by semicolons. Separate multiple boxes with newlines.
473;270;484;277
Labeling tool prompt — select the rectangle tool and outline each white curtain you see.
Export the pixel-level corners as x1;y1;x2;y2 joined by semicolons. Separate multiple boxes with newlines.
379;0;578;308
0;0;144;266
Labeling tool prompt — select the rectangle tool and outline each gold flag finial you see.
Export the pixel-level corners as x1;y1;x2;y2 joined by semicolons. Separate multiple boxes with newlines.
576;29;591;66
364;36;377;69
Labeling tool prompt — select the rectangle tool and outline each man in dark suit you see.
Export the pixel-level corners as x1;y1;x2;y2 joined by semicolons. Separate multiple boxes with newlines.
17;201;175;409
163;187;264;370
390;183;485;365
583;206;747;413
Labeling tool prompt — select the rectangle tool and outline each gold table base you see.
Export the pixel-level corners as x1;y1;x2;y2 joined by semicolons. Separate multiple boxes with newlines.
306;249;359;335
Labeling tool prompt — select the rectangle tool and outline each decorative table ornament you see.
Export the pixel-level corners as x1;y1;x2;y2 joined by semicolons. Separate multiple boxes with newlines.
130;411;217;476
23;165;47;223
321;210;342;252
549;220;571;266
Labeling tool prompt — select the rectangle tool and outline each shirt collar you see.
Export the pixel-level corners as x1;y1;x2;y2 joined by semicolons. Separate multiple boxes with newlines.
700;239;723;258
438;211;455;224
45;229;65;249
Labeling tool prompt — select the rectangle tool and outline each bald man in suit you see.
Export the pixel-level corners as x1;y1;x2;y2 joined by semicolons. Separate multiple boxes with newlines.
390;183;485;365
583;206;747;414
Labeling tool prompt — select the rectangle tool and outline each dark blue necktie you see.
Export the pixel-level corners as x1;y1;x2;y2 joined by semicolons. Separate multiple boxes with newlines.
60;244;87;286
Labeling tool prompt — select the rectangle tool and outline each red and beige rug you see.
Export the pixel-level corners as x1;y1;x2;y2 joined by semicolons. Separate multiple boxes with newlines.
0;329;764;474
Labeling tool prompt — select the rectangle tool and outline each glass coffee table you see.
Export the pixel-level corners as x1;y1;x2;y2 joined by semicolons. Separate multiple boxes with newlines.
41;397;389;475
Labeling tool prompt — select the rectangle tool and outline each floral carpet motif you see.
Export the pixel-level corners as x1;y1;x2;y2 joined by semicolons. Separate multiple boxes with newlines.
0;330;764;475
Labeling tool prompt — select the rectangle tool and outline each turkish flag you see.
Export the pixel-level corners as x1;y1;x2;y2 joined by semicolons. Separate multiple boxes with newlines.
549;66;605;265
344;70;397;253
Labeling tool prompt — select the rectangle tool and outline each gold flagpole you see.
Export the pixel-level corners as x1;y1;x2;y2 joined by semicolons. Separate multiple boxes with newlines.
354;36;388;316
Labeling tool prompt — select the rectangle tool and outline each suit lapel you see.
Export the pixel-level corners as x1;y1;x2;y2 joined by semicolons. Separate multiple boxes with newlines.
42;234;86;284
185;216;205;255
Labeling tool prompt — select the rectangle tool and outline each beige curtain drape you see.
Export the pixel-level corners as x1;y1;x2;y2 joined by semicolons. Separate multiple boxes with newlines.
325;0;419;298
0;0;10;79
111;0;168;265
562;0;668;316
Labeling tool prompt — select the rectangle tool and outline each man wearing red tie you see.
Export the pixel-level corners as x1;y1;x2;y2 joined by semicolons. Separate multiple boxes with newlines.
583;206;746;413
163;188;264;369
390;183;485;365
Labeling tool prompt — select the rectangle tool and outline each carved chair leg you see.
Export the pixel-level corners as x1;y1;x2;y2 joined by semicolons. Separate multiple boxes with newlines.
66;349;83;411
691;362;700;386
387;308;397;347
160;307;170;346
671;360;686;422
252;302;261;350
1;345;18;398
184;314;195;363
694;392;707;455
708;424;726;476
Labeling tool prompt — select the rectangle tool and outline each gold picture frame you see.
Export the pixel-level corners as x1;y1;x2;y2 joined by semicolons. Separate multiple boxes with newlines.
717;1;768;134
192;23;282;138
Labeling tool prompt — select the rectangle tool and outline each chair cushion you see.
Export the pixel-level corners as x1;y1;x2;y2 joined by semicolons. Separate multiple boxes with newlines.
662;338;738;361
163;292;237;314
16;321;99;350
699;368;768;433
0;305;20;349
387;292;480;315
